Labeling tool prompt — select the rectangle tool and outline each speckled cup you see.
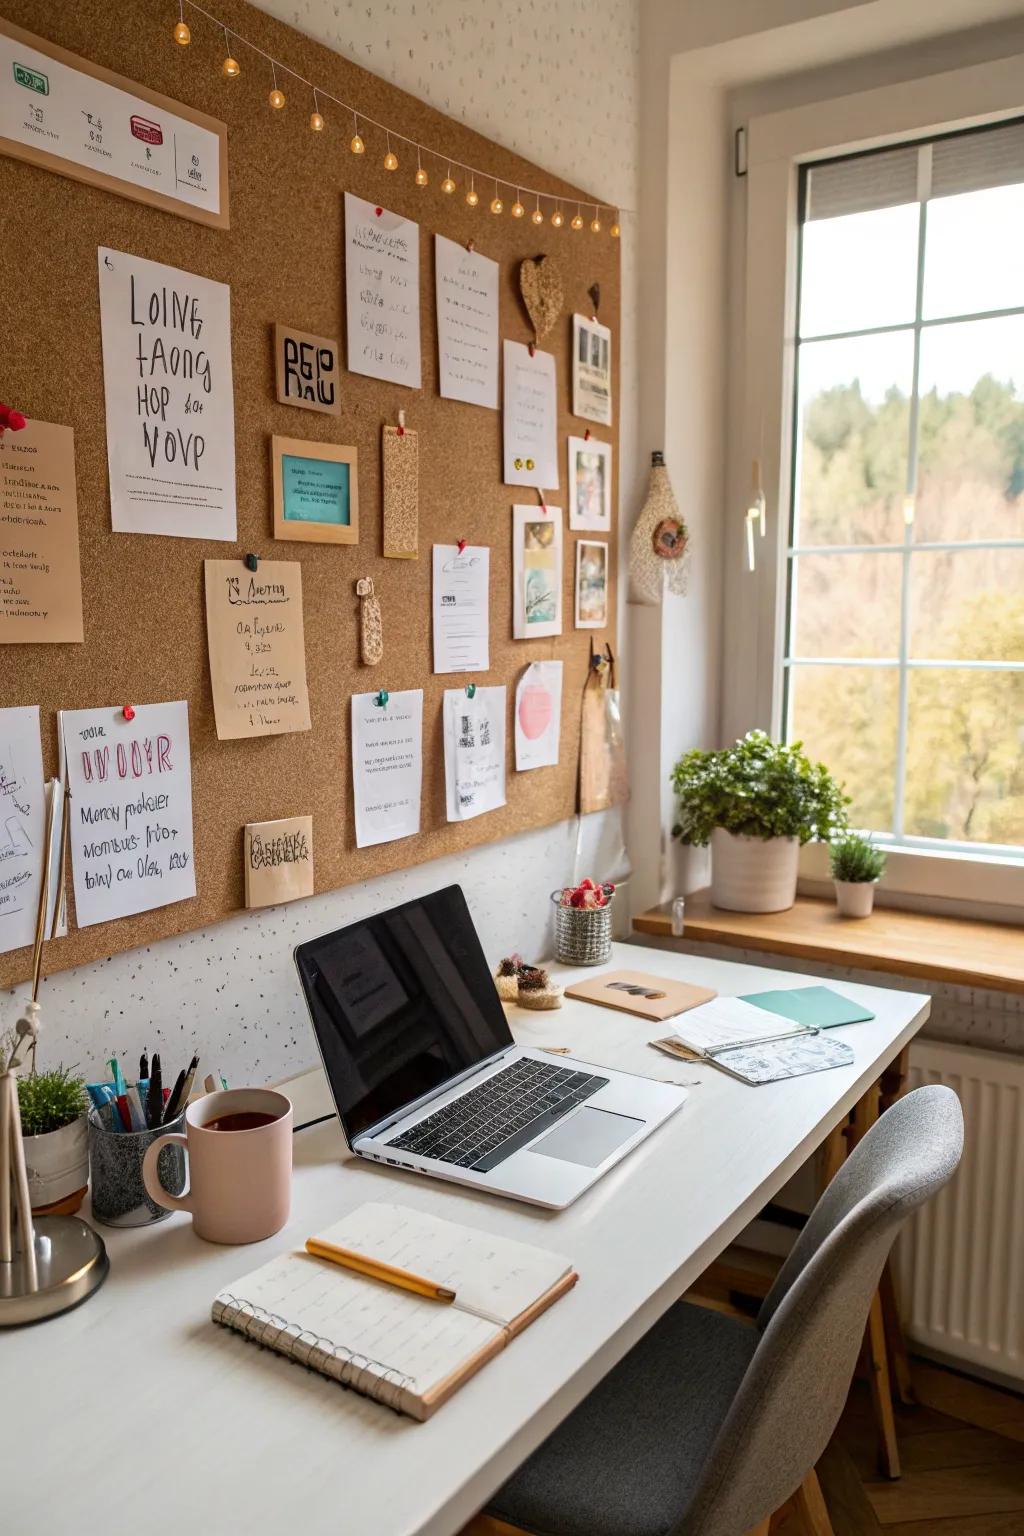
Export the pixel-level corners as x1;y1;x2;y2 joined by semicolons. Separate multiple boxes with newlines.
88;1103;187;1227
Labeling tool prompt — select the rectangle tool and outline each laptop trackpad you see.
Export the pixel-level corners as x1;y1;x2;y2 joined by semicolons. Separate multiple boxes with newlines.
530;1107;644;1168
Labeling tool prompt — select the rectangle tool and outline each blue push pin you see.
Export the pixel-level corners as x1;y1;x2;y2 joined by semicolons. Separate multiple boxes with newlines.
244;553;259;572
375;689;389;708
465;682;477;699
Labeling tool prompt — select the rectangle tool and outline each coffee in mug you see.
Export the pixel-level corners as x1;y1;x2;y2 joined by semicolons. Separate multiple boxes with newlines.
142;1087;292;1244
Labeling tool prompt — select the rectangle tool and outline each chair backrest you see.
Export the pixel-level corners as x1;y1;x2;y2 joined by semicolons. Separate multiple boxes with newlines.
678;1084;964;1536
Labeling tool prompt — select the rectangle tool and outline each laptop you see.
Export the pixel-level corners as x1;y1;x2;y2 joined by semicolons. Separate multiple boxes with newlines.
294;885;687;1209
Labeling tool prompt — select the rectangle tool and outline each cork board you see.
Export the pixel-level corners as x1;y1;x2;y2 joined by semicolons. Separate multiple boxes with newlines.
0;0;620;988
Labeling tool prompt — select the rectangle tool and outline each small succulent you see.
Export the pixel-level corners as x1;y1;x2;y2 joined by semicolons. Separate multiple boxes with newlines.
16;1065;88;1137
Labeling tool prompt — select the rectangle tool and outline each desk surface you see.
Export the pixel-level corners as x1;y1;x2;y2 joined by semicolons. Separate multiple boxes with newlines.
6;943;929;1536
634;893;1024;995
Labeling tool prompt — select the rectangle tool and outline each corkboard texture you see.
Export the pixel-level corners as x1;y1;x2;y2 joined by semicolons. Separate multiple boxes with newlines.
0;0;619;986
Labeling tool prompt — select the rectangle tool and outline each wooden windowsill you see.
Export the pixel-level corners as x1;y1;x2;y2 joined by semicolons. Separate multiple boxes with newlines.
633;892;1024;995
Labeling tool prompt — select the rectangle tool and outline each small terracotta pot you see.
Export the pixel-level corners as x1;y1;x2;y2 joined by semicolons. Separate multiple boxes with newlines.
834;879;877;919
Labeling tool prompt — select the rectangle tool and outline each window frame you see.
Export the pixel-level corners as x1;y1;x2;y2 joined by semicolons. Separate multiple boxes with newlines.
728;53;1024;912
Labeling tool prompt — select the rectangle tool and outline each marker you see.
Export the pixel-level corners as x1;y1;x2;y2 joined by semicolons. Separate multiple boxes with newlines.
108;1057;127;1098
139;1049;149;1080
145;1053;162;1130
163;1068;187;1123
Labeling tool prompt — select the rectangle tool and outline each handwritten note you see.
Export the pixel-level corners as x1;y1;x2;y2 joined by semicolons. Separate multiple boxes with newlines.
444;686;506;822
244;815;313;908
515;661;562;772
432;544;489;673
98;247;236;540
204;559;311;739
344;194;421;389
274;324;340;416
351;690;423;848
64;701;196;927
0;706;44;955
0;418;83;643
503;341;558;489
435;235;499;409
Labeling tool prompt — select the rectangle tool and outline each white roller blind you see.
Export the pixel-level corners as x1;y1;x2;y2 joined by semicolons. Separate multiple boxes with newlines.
804;117;1024;222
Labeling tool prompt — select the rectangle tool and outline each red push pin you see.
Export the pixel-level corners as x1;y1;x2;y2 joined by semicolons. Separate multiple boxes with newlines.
528;342;536;357
122;705;135;721
466;238;475;253
584;428;591;440
0;403;27;438
457;538;467;554
375;207;383;217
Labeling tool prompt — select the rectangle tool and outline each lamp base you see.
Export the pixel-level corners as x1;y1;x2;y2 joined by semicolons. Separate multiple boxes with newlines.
0;1215;108;1325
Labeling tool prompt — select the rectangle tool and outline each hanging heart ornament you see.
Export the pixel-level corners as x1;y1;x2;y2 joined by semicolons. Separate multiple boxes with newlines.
519;255;564;346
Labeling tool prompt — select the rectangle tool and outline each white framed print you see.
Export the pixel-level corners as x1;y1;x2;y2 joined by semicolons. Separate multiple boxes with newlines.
568;435;612;532
572;312;612;425
512;505;563;639
575;540;609;629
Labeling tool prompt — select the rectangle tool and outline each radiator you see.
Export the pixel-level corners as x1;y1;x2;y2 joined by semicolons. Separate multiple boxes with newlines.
895;1039;1024;1387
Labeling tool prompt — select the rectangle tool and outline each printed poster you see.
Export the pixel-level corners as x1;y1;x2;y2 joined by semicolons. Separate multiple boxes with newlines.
63;701;197;927
435;234;499;409
503;340;558;489
0;418;83;643
345;194;421;389
444;685;506;821
351;689;423;848
432;543;489;673
204;558;311;739
514;661;562;772
512;504;563;639
98;247;236;540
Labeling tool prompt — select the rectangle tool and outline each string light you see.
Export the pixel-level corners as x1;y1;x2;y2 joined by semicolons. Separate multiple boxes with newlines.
221;27;239;76
165;2;626;233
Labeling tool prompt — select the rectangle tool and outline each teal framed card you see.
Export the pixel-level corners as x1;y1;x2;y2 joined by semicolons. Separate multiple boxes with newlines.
272;435;359;544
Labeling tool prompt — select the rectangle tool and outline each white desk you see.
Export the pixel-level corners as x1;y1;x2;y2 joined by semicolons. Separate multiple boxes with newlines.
5;943;928;1536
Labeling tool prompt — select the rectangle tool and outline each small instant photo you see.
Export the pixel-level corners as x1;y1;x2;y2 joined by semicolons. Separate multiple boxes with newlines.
572;312;612;426
568;435;612;532
574;539;609;630
272;435;359;545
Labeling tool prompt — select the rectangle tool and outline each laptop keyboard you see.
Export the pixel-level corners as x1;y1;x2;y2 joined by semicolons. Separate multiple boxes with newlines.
385;1056;609;1173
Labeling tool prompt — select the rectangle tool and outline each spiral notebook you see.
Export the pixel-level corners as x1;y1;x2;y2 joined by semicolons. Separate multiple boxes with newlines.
212;1202;577;1421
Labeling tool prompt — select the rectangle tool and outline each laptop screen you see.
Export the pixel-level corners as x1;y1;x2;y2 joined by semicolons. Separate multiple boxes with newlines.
294;885;515;1144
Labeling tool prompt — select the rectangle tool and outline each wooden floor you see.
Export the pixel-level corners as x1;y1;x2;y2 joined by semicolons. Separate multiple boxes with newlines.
780;1360;1024;1536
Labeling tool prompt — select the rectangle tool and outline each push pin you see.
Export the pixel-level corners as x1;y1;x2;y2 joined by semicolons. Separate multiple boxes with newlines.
374;689;389;708
457;538;467;554
397;409;406;437
584;428;591;441
466;238;475;253
122;704;136;721
528;342;536;357
465;682;477;699
244;553;258;572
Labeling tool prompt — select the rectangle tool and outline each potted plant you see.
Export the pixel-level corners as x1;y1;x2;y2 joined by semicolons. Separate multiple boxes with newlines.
1;1036;89;1214
671;730;848;913
830;833;886;918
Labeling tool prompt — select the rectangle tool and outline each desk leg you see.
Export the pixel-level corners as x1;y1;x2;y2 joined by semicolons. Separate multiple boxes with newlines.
866;1290;901;1479
792;1469;835;1536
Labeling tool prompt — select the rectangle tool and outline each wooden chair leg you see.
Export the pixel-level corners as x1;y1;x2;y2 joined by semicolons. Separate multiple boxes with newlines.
792;1469;835;1536
744;1521;771;1536
879;1257;916;1406
865;1291;901;1478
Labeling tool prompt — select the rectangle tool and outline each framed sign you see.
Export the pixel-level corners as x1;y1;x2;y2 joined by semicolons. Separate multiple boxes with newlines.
273;323;341;416
0;19;228;228
271;436;359;545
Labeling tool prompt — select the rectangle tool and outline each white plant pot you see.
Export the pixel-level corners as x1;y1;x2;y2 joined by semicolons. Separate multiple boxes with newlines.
710;829;799;913
22;1115;89;1211
834;879;877;919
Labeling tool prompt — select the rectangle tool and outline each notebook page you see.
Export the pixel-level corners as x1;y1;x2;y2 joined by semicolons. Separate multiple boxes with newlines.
673;996;810;1054
215;1248;499;1394
313;1202;573;1327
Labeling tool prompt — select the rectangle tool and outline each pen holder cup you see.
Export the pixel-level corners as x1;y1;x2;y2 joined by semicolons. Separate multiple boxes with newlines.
88;1104;187;1227
551;890;613;966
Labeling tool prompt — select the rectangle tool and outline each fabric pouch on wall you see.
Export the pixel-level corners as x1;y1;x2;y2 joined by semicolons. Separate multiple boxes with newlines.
579;643;628;815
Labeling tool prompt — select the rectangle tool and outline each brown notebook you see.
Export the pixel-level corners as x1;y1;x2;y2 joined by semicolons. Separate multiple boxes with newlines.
213;1201;576;1421
565;969;717;1021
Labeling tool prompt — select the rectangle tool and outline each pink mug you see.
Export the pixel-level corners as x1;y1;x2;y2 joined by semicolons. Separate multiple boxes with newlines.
142;1087;292;1244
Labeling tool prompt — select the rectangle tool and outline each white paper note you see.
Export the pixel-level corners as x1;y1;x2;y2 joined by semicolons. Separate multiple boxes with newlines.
64;701;196;927
432;544;490;673
98;248;236;540
515;661;563;772
345;194;421;389
444;686;506;821
435;234;499;409
673;996;808;1055
503;341;558;489
512;504;563;639
351;690;423;848
0;706;45;955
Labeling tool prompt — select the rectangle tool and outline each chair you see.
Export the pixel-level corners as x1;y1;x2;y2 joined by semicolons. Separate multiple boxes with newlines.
468;1083;963;1536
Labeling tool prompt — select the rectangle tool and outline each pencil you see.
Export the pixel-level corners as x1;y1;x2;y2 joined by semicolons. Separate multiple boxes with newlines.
304;1237;456;1303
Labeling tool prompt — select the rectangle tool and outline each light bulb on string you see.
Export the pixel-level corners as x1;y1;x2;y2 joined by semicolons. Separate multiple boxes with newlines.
490;181;503;214
173;2;190;45
590;207;602;233
441;165;456;194
551;208;564;228
221;27;240;76
268;62;285;111
309;92;324;132
350;114;365;154
415;148;428;186
383;133;398;171
511;190;525;218
570;206;584;230
531;198;544;226
610;219;621;238
465;175;479;207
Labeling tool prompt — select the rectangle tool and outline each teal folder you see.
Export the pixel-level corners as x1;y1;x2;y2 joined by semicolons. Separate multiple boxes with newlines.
739;984;875;1028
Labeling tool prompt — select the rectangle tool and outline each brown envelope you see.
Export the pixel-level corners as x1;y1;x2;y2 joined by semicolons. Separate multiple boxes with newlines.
565;970;716;1021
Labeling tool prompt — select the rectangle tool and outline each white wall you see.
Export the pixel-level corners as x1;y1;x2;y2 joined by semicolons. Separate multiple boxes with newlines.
1;0;641;1087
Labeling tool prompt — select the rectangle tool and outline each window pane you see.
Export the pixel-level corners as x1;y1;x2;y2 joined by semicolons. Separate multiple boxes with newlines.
799;203;920;337
791;552;901;658
794;332;913;545
904;669;1024;844
787;664;899;831
923;184;1024;320
909;549;1024;659
915;315;1024;542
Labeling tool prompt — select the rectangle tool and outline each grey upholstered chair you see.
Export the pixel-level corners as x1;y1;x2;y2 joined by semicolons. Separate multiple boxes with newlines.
474;1083;964;1536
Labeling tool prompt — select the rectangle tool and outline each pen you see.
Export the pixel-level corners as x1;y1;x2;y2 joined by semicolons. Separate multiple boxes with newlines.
145;1053;162;1129
163;1067;187;1123
179;1052;200;1108
109;1057;126;1098
304;1237;457;1304
126;1084;146;1131
139;1049;149;1080
115;1093;133;1132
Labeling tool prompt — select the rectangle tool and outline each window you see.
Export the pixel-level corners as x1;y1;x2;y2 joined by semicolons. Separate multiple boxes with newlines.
783;120;1024;859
